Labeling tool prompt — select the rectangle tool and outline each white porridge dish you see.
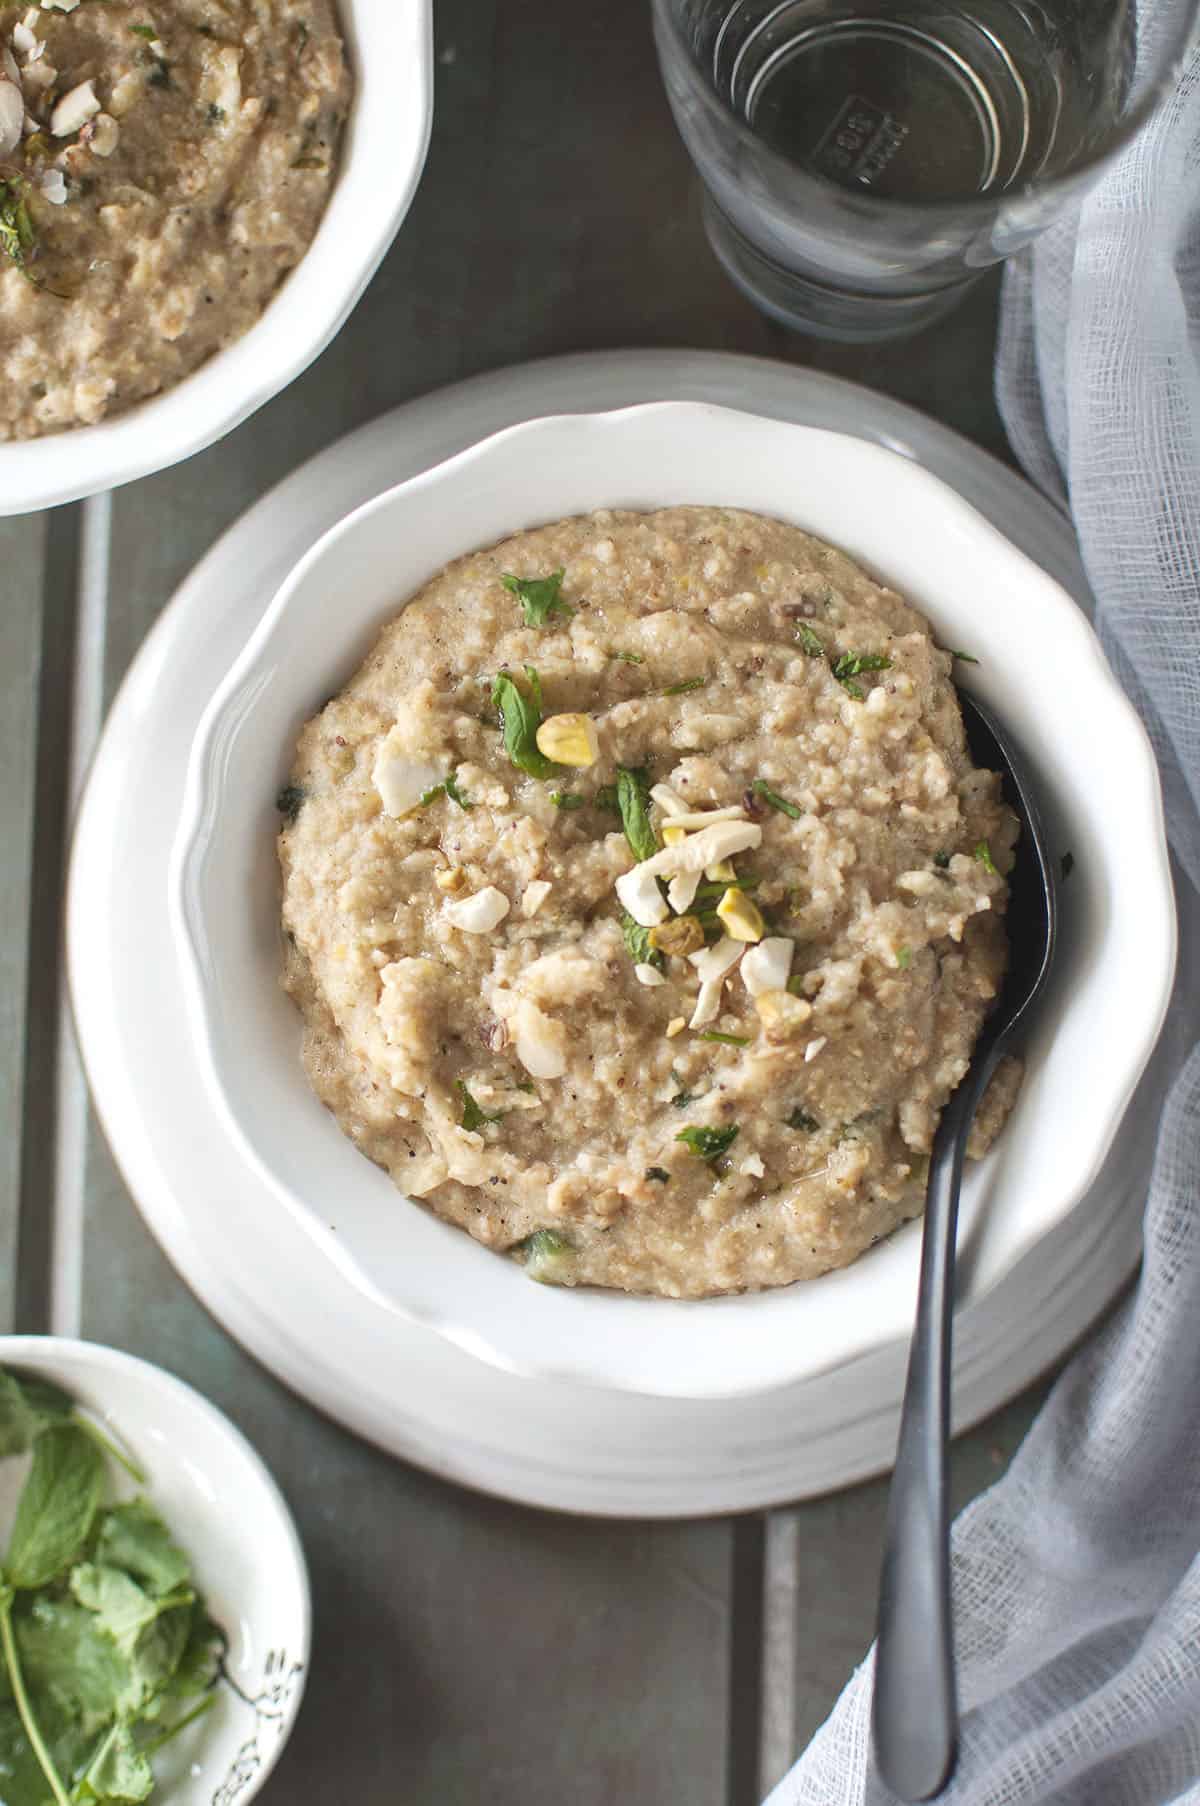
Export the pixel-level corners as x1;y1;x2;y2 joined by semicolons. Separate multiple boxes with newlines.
171;404;1174;1398
277;507;1020;1298
0;0;431;511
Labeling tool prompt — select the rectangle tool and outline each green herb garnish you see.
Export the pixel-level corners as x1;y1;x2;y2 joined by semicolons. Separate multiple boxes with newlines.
933;850;951;869
609;650;644;665
274;782;305;823
662;677;707;697
206;102;226;123
0;180;38;284
786;1108;819;1131
419;772;474;810
786;975;806;995
518;1229;574;1285
0;1368;225;1806
796;624;825;657
620;911;664;971
491;667;563;780
549;790;585;811
949;649;979;664
645;1167;670;1183
831;651;892;700
675;1124;739;1161
896;946;912;969
697;1031;751;1047
615;765;657;862
751;779;801;820
594;783;620;814
456;1081;505;1132
130;22;157;35
974;840;998;875
670;1087;698;1110
501;569;573;628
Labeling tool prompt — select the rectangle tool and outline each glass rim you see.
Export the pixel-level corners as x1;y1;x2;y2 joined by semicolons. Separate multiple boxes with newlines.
651;0;1200;217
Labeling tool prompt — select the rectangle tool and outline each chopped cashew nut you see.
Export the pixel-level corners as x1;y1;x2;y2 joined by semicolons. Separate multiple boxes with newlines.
49;77;99;136
511;999;567;1079
634;963;666;987
667;868;702;914
444;887;510;934
740;1153;766;1178
741;938;794;997
615;866;669;928
689;936;743;984
804;1036;828;1063
521;879;552;917
373;740;445;817
649;783;687;816
655;806;745;831
689;977;725;1029
637;820;763;880
665;1017;686;1038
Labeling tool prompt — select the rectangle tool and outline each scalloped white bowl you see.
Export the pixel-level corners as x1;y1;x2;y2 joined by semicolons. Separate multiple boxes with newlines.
169;401;1175;1399
0;1336;309;1805
0;0;431;516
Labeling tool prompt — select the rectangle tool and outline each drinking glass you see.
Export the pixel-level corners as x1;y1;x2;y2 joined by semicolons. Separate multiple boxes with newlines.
652;0;1199;338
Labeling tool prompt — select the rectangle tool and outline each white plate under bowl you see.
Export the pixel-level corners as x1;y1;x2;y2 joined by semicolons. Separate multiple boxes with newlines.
0;0;431;515
169;399;1175;1401
0;1336;310;1804
68;352;1190;1514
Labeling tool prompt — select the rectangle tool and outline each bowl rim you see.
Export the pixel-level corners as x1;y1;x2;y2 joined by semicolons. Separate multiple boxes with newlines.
0;0;432;516
170;399;1177;1398
0;1333;311;1801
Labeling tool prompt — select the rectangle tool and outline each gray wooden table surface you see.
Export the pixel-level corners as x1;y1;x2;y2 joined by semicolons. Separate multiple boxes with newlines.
2;0;1063;1799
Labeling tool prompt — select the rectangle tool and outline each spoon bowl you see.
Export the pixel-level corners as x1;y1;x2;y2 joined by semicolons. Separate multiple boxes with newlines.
871;690;1058;1801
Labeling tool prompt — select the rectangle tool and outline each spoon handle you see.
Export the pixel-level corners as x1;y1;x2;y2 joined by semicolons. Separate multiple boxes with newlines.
871;1056;995;1801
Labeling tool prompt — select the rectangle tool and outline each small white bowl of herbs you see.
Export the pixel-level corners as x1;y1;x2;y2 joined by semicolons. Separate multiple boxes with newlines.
0;1337;309;1806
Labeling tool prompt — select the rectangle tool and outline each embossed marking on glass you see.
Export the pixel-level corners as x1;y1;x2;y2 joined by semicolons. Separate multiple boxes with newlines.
652;0;1198;338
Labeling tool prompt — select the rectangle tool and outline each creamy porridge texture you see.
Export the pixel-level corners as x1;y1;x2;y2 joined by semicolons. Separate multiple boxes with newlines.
278;507;1020;1299
0;0;349;438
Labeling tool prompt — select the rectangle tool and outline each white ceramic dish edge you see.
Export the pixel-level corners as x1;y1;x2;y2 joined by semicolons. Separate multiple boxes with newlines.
0;0;432;515
169;400;1176;1400
0;1335;310;1804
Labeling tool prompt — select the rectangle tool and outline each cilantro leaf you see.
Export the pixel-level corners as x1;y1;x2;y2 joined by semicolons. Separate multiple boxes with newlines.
6;1427;104;1591
675;1124;739;1161
491;668;563;780
974;840;998;875
796;624;825;657
662;677;707;697
615;765;657;862
620;911;664;971
831;651;892;699
161;1602;225;1700
456;1081;505;1132
751;779;801;820
75;1719;154;1803
501;569;573;627
0;1696;95;1806
14;1597;143;1730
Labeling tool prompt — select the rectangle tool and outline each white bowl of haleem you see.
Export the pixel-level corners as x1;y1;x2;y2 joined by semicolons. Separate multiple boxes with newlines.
0;0;431;512
169;402;1175;1399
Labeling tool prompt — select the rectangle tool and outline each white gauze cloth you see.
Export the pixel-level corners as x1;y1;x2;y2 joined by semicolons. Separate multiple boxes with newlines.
766;22;1200;1806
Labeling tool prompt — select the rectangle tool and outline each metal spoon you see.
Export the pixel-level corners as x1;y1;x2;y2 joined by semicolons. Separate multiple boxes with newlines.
871;691;1058;1801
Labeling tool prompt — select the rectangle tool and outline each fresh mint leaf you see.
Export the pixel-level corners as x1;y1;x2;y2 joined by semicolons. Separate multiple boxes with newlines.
491;668;562;780
949;649;979;664
75;1719;154;1803
419;771;473;810
15;1597;142;1730
0;1371;73;1458
974;840;998;875
549;790;584;810
129;22;156;35
831;651;891;699
609;650;644;665
620;912;663;971
615;765;657;862
6;1427;104;1591
518;1230;574;1285
675;1124;739;1161
456;1082;505;1133
593;783;620;814
751;779;801;820
274;783;305;823
92;1504;190;1600
662;676;707;697
796;624;825;657
501;569;573;627
697;1031;750;1047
